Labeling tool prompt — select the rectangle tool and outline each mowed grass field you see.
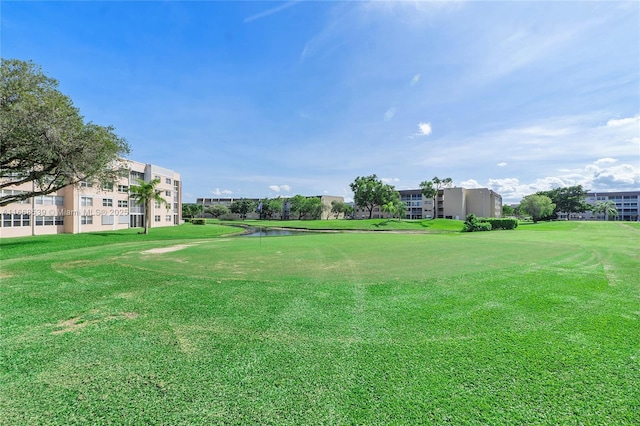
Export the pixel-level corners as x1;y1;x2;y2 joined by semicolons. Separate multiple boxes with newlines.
1;221;639;425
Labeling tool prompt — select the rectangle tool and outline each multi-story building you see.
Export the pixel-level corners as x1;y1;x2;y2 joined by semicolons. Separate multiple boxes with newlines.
0;160;181;238
556;190;639;221
356;187;503;220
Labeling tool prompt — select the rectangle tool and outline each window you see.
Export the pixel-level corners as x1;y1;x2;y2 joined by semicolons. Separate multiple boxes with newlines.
118;185;129;193
3;214;12;227
35;195;62;205
102;215;114;225
165;178;172;184
81;216;93;225
103;198;113;207
36;216;57;226
165;190;171;197
118;200;128;208
80;181;93;188
154;215;161;222
102;182;114;191
81;196;93;206
166;215;172;222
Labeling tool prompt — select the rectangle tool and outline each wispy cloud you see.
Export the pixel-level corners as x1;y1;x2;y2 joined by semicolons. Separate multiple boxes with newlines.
410;73;421;86
384;107;396;121
497;162;508;167
606;114;639;127
244;1;300;24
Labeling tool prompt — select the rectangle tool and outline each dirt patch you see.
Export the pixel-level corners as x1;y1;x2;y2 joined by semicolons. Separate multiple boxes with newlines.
141;244;194;254
140;240;219;255
52;311;139;335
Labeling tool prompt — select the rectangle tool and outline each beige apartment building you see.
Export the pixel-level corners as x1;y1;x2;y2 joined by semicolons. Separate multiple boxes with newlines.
356;187;503;220
0;160;181;238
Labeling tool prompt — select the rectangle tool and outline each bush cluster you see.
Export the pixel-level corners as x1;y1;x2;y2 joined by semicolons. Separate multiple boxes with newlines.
191;218;206;225
479;218;519;230
462;214;492;232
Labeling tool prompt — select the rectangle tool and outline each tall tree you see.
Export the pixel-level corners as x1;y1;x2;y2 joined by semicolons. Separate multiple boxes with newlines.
288;194;308;220
420;176;452;219
182;203;202;220
129;178;169;234
257;197;283;220
519;194;555;223
331;200;346;219
349;174;396;219
1;58;129;206
230;199;255;220
205;204;229;218
538;185;587;220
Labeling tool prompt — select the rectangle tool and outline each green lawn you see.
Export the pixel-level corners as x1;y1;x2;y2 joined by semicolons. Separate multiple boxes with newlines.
1;221;639;424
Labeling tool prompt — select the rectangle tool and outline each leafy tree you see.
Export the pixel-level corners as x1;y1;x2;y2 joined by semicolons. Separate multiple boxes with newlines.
502;205;515;217
182;203;203;219
230;198;255;220
381;191;405;221
129;178;169;234
592;201;618;220
205;204;229;218
288;194;308;220
350;174;396;219
538;185;587;220
304;197;324;220
0;58;129;206
257;197;284;220
420;176;452;219
519;194;555;223
343;204;354;219
331;200;346;219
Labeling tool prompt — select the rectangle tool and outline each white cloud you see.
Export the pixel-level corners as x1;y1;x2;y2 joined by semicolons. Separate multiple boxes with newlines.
381;177;400;184
210;188;233;196
410;73;421;86
497;162;508;167
478;159;640;203
606;115;640;127
418;122;432;136
595;157;618;164
460;179;482;188
384;107;396;121
268;184;292;193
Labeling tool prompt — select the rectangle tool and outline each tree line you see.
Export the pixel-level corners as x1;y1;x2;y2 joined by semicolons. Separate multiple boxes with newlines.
516;185;618;223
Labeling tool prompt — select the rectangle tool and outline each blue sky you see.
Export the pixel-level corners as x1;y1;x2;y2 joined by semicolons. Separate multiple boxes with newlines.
2;1;638;203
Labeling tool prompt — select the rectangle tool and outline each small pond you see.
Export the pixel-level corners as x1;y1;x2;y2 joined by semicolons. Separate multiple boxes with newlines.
238;227;312;237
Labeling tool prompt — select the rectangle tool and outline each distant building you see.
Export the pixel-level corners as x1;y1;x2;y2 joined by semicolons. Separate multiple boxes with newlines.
556;190;640;221
0;160;181;238
355;187;503;220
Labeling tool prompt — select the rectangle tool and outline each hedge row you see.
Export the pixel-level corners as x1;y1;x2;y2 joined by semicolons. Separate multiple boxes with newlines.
463;214;518;232
479;218;519;230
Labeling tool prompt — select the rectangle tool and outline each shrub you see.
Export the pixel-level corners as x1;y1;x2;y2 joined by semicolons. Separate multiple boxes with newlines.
191;218;206;225
479;218;518;230
462;214;492;232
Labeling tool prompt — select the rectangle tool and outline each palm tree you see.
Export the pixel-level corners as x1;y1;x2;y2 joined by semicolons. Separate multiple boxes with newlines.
592;201;618;221
129;178;169;234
